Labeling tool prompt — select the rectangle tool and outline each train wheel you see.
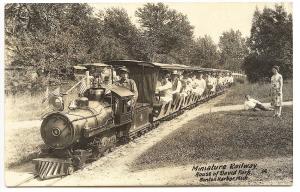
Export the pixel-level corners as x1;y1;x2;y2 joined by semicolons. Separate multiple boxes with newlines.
120;136;129;144
67;166;74;175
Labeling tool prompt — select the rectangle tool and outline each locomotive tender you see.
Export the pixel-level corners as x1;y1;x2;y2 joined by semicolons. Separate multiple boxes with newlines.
33;60;232;180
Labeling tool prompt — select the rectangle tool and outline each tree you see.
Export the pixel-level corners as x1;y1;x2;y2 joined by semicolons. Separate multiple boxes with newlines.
101;8;147;60
218;29;248;71
5;3;124;94
136;3;194;63
5;4;130;69
243;4;292;81
5;4;96;70
190;35;219;68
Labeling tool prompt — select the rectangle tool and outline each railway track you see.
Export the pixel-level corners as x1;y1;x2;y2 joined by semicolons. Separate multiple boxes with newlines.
14;121;163;186
15;174;66;186
11;93;227;186
15;175;38;186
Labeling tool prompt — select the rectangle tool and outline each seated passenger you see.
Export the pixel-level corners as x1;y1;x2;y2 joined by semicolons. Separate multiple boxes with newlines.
171;70;182;100
156;73;173;103
218;73;224;86
229;73;234;84
206;73;213;92
211;73;217;92
222;73;226;86
180;74;186;94
182;78;193;96
223;73;228;85
197;73;206;96
216;73;223;91
116;67;138;105
191;74;200;94
112;69;120;83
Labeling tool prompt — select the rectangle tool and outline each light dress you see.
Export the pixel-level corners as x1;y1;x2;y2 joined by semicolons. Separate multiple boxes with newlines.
271;73;283;107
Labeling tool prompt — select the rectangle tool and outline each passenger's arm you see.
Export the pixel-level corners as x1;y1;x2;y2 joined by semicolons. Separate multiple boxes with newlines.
173;81;181;94
157;82;172;91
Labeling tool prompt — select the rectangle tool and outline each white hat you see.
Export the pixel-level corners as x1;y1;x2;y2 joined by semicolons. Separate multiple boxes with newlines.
172;70;179;75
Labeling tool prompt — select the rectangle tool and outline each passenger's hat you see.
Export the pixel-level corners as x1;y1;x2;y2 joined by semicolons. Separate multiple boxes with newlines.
172;70;179;75
272;65;279;71
119;66;129;73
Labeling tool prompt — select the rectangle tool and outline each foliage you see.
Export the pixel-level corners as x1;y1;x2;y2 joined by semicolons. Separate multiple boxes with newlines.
218;29;248;71
243;4;292;82
101;8;148;60
5;4;130;93
5;4;93;69
136;3;194;63
189;35;219;68
5;3;292;93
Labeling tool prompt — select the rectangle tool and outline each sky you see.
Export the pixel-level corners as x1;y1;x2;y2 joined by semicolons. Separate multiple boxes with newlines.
91;2;292;44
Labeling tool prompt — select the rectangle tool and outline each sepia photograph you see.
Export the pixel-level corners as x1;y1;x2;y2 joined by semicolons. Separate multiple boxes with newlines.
2;0;294;187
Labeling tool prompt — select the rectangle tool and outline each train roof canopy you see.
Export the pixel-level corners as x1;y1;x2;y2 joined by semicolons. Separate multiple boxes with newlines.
105;60;231;72
105;60;154;68
73;65;87;70
80;63;110;68
105;60;190;70
192;67;231;73
110;84;134;97
151;62;189;70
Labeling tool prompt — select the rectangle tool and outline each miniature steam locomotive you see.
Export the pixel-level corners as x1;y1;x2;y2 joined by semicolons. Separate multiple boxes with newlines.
33;60;233;179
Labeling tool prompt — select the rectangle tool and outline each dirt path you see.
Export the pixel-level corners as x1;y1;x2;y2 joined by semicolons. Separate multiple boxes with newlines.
5;96;293;186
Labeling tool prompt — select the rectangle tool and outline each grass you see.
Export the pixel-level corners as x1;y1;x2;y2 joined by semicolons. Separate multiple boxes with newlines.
5;126;43;168
5;87;78;122
215;80;293;106
131;106;293;171
5;93;50;122
5;85;79;167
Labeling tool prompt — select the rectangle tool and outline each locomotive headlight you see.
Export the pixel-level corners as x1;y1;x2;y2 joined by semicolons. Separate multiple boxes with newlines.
49;96;64;111
55;98;62;106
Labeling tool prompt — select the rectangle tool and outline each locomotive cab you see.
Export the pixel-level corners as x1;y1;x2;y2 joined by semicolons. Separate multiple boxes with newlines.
110;85;135;125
